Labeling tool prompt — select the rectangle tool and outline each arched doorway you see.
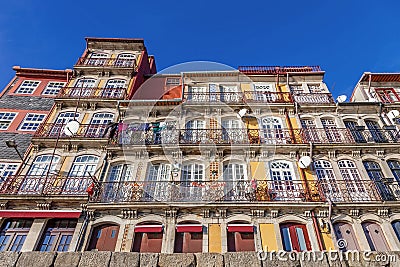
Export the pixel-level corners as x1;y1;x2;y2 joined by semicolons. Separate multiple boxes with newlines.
174;222;203;253
333;222;360;251
87;223;119;251
132;222;163;253
227;221;255;252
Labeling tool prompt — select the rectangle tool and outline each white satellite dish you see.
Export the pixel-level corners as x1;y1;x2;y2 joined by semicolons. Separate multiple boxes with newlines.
64;120;80;136
387;110;400;120
237;109;248;119
298;156;312;169
336;95;347;103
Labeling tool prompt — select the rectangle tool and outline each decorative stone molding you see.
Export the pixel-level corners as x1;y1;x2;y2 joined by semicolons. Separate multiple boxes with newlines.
376;150;385;158
106;151;113;160
301;151;310;157
290;151;297;159
318;210;329;218
304;210;312;217
80;203;88;211
270;210;279;218
253;109;261;116
86;210;95;221
62;144;70;152
120;224;131;251
32;145;39;153
349;209;360;217
0;202;8;210
36;202;51;210
122;209;138;219
172;151;183;160
203;209;210;218
81;103;88;110
288;109;295;116
71;144;78;153
90;103;96;110
165;209;178;218
328;151;336;159
377;208;389;217
56;103;62;109
215;209;227;218
251;209;265;218
215;108;222;116
352;150;361;158
278;108;285;115
204;108;210;116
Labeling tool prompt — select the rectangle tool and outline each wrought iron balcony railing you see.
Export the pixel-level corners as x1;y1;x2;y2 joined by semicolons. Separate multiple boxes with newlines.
293;93;334;104
75;57;136;68
34;123;110;139
238;66;322;74
90;180;320;203
301;128;400;144
0;175;92;196
114;128;303;145
58;87;126;99
183;91;294;104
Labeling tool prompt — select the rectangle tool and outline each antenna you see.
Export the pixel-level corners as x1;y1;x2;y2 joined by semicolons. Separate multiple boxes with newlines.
336;95;347;103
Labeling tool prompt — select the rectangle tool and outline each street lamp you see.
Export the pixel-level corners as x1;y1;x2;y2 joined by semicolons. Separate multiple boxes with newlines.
5;140;23;160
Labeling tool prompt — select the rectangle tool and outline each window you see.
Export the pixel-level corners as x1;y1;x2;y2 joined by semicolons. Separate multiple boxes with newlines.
72;78;96;97
301;119;320;143
42;82;66;95
362;222;389;251
0;219;33;252
181;163;204;199
187;86;207;102
107;164;134;182
18;113;46;131
115;53;135;67
145;163;172;201
344;121;366;143
87;52;108;66
365;120;386;143
15;80;40;94
0;163;19;182
392;221;400;242
166;78;180;86
132;224;163;253
338;160;369;201
269;160;301;200
37;219;77;252
221;85;240;103
0;112;17;130
375;88;400;103
280;223;311;252
289;84;303;93
87;224;119;251
68;155;99;177
227;223;255;252
28;155;60;176
174;223;203;253
321;118;342;143
333;222;360;251
363;161;394;201
260;117;285;144
87;113;114;137
184;120;206;142
314;160;341;201
388;160;400;182
307;84;323;93
223;163;247;200
221;119;244;143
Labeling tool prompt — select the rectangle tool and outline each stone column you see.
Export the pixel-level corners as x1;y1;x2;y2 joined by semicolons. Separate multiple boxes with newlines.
68;218;85;252
381;220;400;250
162;218;176;253
253;221;262;252
21;218;47;252
220;221;228;253
352;219;371;251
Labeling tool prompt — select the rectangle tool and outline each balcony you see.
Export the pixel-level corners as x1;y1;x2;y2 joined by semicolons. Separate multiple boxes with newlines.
317;179;400;202
58;87;126;99
0;175;92;196
292;93;334;104
114;127;303;145
34;123;110;139
183;91;293;104
75;57;136;68
301;128;400;144
90;180;320;203
238;66;322;75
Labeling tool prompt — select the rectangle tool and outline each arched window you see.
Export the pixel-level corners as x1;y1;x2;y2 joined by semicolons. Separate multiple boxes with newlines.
37;219;77;252
28;155;60;176
337;160;370;201
344;120;366;143
87;113;115;137
107;164;134;182
227;221;255;252
87;224;119;251
115;53;135;67
321;118;342;143
132;222;163;253
0;219;33;252
221;118;244;143
362;222;389;251
314;160;341;201
388;160;400;182
300;119;320;143
145;162;172;201
269;160;300;201
392;221;400;242
103;79;126;98
66;155;99;194
365;120;386;143
73;78;96;97
49;112;80;137
174;222;203;253
280;223;311;252
363;160;394;201
260;116;284;144
87;52;108;66
333;222;359;251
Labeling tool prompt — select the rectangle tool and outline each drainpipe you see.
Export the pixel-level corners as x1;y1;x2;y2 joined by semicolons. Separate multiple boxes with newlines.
368;73;372;96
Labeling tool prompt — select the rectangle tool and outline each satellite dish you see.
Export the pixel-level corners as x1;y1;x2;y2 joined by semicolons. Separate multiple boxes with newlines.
237;109;248;119
387;110;400;120
64;120;80;136
298;156;312;169
336;95;347;103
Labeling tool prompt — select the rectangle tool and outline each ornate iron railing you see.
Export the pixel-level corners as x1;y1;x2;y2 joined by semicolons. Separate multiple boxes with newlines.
317;180;383;202
243;91;293;103
0;175;92;196
113;127;304;145
238;66;322;74
183;91;293;104
75;57;136;68
58;87;126;99
90;180;320;203
34;123;110;139
293;93;334;104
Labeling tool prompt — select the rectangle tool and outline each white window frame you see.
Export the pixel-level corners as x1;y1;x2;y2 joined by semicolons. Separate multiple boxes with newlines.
0;112;17;130
269;160;301;200
314;160;342;201
15;80;40;94
42;82;66;96
0;163;19;181
18;113;46;131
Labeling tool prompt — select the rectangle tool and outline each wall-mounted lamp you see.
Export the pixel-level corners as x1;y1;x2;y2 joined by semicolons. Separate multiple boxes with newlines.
5;140;23;160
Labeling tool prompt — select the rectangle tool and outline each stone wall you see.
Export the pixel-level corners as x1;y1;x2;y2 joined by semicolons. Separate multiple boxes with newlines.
0;251;399;267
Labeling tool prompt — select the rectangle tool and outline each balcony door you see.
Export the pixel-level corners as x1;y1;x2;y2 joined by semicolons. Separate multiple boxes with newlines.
363;161;394;201
104;164;134;202
261;117;284;144
65;155;99;194
314;160;342;201
301;119;320;143
344;121;365;143
321;119;342;143
280;223;311;252
222;119;243;144
253;83;276;102
388;160;400;183
74;78;96;97
50;112;80;137
87;52;108;66
185;120;206;143
188;86;207;102
338;160;370;201
115;53;135;67
269;160;301;201
221;85;240;103
103;79;126;98
223;163;247;200
86;113;114;137
181;163;204;201
145;163;172;201
375;88;400;103
365;120;386;143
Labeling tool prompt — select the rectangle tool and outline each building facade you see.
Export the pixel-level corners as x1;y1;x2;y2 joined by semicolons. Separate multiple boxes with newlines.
0;39;399;256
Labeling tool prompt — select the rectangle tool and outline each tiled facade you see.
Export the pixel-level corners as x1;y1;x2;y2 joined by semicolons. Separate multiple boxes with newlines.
0;38;399;256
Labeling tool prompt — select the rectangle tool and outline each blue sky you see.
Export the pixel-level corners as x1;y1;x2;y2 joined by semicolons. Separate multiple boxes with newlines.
1;0;400;98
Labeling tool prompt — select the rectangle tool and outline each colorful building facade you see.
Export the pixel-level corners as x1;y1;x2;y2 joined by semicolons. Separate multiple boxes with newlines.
0;38;399;255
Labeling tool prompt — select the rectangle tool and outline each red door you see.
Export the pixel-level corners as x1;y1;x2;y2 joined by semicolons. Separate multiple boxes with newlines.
362;222;389;251
280;223;311;251
132;232;162;253
174;232;203;253
333;222;360;251
88;224;119;251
